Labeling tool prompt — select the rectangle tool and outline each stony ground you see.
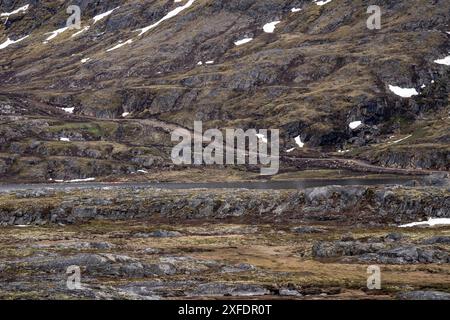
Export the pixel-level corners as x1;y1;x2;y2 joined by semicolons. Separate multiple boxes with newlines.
0;182;449;300
0;0;449;300
0;0;449;182
0;219;449;300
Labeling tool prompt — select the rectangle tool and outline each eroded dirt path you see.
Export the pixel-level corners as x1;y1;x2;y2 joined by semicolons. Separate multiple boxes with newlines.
0;220;448;300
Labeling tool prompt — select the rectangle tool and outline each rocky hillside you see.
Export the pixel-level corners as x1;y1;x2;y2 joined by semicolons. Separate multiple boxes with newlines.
0;0;449;181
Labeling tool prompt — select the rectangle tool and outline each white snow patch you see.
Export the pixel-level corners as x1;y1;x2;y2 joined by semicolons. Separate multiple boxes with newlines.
197;61;203;65
137;170;148;174
106;39;133;52
122;112;130;117
205;60;214;64
349;121;362;130
420;84;426;89
256;133;268;143
399;218;450;228
286;148;295;153
49;177;96;183
50;178;97;183
434;55;450;66
337;149;350;154
294;135;304;148
93;7;119;24
314;0;332;6
136;0;196;36
71;26;90;37
1;4;30;17
81;58;90;63
291;8;302;13
61;107;74;113
234;37;253;46
0;35;29;49
388;85;419;98
59;137;70;142
44;27;69;43
263;21;280;33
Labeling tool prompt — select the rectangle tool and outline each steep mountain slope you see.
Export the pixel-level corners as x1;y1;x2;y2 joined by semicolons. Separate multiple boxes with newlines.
0;0;449;181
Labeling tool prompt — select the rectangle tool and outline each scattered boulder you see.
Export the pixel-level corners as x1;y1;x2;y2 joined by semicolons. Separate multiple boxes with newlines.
384;233;405;242
279;289;302;296
360;246;449;264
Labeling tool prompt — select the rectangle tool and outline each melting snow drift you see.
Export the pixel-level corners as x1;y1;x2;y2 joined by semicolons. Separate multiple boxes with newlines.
434;55;450;66
388;85;419;98
72;26;90;38
256;134;268;144
66;178;96;183
44;27;69;43
349;121;362;130
314;0;333;6
107;39;133;52
391;134;412;144
1;4;30;17
93;7;119;24
294;136;304;148
61;107;74;113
